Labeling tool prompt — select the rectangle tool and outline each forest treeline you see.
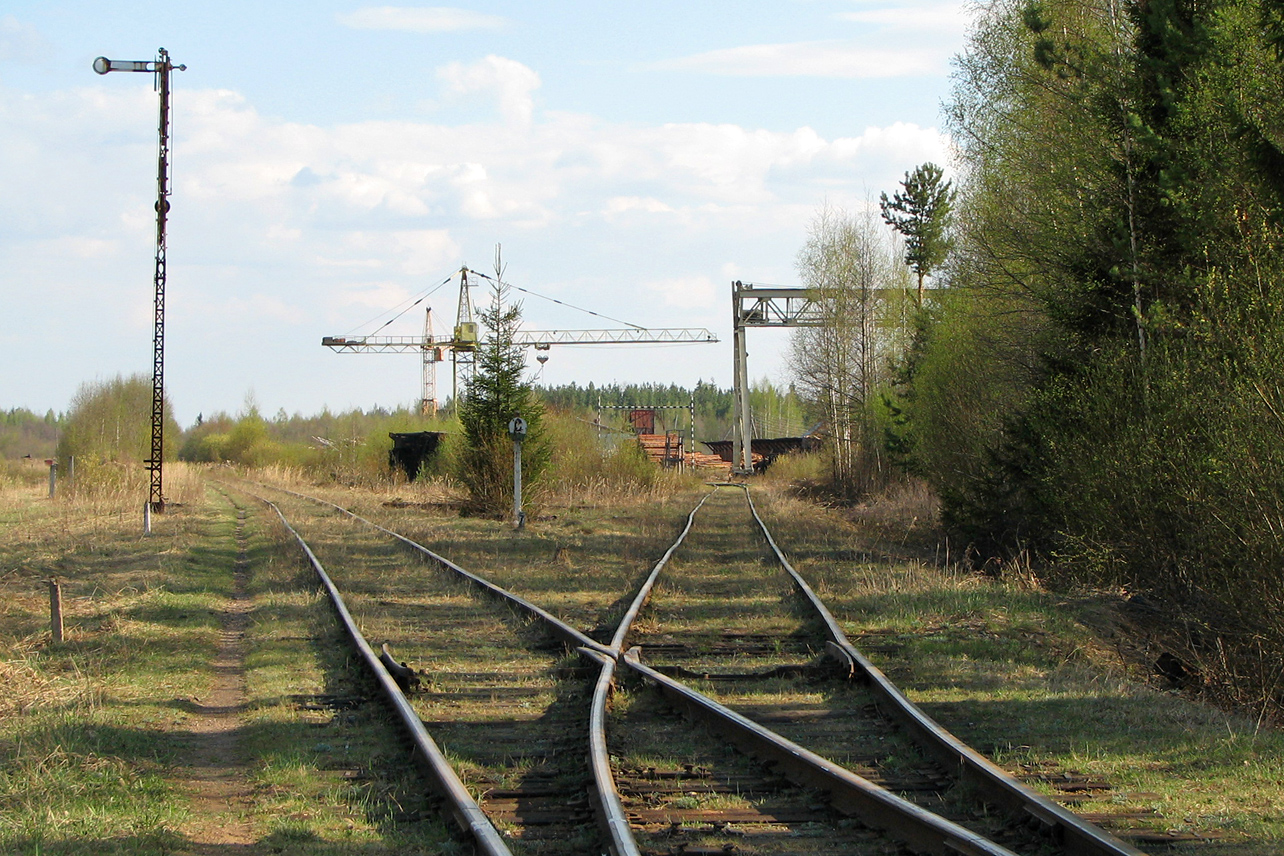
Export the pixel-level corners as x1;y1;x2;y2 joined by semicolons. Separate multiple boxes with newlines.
0;409;61;459
16;374;807;503
795;0;1284;710
3;377;807;475
539;379;806;441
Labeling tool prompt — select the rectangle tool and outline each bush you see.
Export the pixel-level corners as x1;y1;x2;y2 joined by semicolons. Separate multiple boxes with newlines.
56;375;180;495
542;411;659;500
965;254;1284;712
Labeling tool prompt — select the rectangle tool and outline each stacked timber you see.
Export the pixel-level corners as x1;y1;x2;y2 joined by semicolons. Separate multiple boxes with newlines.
636;433;735;472
637;433;683;467
686;450;733;471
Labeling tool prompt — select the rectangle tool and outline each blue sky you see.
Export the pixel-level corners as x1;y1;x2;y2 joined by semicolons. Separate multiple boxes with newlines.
1;2;968;424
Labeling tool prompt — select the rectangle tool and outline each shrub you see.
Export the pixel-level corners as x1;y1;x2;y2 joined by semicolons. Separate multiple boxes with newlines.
56;375;180;495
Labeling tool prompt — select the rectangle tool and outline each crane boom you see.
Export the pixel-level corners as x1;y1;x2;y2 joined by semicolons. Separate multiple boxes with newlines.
322;262;718;407
515;328;718;345
322;327;718;353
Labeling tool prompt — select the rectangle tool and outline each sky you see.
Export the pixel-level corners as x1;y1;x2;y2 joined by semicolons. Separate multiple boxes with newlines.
1;1;969;425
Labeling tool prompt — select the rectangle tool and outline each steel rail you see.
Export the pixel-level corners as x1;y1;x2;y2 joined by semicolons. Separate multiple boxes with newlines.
582;488;718;856
248;481;651;854
608;489;716;654
256;480;716;856
599;485;1025;855
250;491;513;856
619;647;1021;856
250;480;1106;856
737;485;1149;856
255;483;613;657
580;647;641;856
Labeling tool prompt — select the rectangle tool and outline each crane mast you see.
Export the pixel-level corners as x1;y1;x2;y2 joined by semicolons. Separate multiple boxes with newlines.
420;308;440;416
451;267;479;397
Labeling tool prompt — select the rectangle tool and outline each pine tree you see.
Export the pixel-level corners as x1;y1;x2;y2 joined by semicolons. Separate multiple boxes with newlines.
456;262;550;515
879;163;956;306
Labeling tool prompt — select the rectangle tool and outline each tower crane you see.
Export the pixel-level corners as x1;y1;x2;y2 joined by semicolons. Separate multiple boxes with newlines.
322;266;719;412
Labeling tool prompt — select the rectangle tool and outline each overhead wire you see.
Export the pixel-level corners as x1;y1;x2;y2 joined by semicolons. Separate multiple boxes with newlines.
472;271;646;330
341;272;456;338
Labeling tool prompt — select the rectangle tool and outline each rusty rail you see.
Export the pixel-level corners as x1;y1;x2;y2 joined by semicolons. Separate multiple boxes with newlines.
258;483;612;657
251;482;640;853
619;646;1021;856
580;647;641;856
253;492;513;856
738;485;1148;856
600;485;1024;855
249;480;1142;856
583;488;717;856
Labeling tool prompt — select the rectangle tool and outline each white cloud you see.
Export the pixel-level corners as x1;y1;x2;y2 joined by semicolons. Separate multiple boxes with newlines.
0;15;48;63
390;229;462;274
41;236;121;260
438;55;541;126
656;40;941;79
604;196;674;217
336;6;508;33
331;282;414;312
647;275;718;309
186;292;298;325
0;55;955;419
827;121;950;165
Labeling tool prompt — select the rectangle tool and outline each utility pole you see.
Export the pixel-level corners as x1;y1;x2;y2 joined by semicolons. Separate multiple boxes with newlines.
94;49;186;515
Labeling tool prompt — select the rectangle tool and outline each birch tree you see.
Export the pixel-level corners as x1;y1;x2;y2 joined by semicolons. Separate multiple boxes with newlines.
789;205;906;496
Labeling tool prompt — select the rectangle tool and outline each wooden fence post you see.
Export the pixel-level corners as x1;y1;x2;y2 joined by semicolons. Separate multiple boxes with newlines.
48;579;64;643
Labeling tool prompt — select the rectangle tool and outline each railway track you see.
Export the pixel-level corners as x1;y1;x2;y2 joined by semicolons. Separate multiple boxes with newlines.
605;486;1147;855
231;479;1150;856
237;484;602;854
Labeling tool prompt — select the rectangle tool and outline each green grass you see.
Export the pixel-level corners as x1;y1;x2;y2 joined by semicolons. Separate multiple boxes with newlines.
0;478;208;854
7;464;1284;854
0;475;461;854
755;485;1284;853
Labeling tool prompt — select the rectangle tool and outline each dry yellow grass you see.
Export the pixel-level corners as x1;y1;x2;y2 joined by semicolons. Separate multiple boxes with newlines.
6;461;1284;853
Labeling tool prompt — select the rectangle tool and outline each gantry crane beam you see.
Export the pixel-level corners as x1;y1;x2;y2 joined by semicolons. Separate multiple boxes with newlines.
732;280;821;475
730;279;921;474
734;284;826;328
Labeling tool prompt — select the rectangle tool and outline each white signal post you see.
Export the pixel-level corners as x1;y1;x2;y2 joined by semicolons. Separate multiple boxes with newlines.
93;48;186;526
508;417;528;530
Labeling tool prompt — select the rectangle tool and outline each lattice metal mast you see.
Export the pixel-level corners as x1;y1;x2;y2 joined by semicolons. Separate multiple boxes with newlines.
94;49;186;513
420;307;438;416
452;267;479;398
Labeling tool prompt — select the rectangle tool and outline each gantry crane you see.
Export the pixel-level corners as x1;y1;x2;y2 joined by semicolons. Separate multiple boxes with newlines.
322;266;719;414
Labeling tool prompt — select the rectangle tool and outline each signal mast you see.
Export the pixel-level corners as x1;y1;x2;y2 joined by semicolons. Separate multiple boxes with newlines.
93;49;186;518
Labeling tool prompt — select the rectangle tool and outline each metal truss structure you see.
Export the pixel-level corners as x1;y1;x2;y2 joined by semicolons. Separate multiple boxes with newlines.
322;327;717;352
94;49;186;513
731;281;821;474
